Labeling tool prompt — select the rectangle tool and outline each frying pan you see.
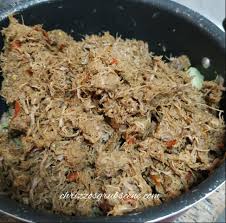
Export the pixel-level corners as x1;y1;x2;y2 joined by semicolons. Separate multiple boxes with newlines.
0;0;225;222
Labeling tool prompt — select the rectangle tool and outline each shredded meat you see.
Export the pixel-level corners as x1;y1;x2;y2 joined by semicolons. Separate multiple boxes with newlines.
0;17;225;216
169;55;191;71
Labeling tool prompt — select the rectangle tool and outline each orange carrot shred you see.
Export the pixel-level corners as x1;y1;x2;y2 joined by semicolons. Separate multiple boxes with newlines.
67;172;79;182
14;101;21;118
41;30;51;44
126;136;136;145
165;139;177;148
11;40;21;50
110;58;118;65
59;44;66;51
150;175;161;187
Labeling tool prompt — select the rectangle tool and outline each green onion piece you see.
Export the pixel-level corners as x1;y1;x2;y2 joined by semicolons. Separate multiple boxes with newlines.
187;67;204;90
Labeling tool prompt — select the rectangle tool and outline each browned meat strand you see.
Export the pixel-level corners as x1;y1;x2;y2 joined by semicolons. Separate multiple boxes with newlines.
0;17;225;216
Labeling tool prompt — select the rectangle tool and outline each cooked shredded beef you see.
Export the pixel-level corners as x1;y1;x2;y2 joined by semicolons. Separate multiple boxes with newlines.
0;17;225;216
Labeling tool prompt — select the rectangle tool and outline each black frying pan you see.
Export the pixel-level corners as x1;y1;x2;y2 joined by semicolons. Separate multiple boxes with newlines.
0;0;225;222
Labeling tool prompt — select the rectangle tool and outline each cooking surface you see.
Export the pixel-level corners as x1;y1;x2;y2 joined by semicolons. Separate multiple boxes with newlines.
0;0;225;222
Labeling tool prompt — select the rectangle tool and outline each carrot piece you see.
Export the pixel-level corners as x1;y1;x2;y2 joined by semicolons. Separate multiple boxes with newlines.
14;101;21;118
59;44;66;51
66;172;79;182
41;30;51;44
165;139;177;148
126;135;136;145
11;40;21;50
150;175;161;187
110;58;118;65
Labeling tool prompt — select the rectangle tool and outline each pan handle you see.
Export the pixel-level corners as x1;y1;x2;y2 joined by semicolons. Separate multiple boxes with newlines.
223;18;226;31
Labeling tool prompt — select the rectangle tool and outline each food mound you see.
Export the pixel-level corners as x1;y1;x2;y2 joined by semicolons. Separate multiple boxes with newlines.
0;18;225;216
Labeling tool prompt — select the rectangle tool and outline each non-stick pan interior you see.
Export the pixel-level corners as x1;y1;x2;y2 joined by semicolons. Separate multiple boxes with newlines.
0;0;225;222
